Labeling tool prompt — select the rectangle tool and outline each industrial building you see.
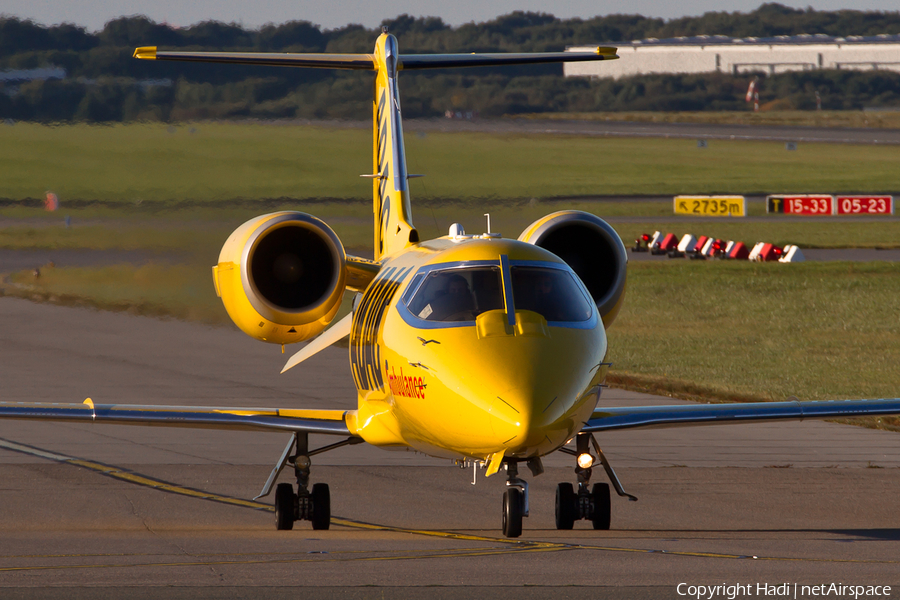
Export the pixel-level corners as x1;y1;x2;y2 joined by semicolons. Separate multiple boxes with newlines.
565;34;900;78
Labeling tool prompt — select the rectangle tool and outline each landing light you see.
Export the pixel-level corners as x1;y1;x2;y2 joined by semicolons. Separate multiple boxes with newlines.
577;453;594;469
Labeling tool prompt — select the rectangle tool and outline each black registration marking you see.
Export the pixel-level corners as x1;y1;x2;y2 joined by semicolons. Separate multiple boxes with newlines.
350;266;413;391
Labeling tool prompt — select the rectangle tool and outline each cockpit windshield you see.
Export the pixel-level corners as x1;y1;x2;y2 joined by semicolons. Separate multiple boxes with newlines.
407;267;504;322
510;266;592;322
405;263;593;324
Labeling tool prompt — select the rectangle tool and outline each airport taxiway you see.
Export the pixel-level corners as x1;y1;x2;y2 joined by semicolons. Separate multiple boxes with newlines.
1;297;899;598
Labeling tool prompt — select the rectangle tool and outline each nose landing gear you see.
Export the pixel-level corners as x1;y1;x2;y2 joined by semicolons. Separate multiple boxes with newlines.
502;461;529;538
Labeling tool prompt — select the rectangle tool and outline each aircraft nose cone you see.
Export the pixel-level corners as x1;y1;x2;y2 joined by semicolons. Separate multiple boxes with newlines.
489;393;532;448
485;353;598;455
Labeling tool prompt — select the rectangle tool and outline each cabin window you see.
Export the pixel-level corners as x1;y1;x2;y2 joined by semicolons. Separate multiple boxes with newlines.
407;267;503;322
510;266;592;322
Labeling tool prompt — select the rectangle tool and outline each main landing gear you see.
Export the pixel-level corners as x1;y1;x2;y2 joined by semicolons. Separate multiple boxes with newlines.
555;432;638;532
256;432;362;531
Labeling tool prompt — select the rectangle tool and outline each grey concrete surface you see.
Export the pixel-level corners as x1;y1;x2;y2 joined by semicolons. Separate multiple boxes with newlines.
1;297;899;598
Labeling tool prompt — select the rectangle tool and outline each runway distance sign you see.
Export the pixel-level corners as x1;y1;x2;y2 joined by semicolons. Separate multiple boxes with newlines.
674;196;745;217
767;195;834;215
835;196;894;215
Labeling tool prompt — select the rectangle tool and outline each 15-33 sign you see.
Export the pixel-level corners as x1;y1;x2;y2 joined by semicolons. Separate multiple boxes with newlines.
767;195;834;215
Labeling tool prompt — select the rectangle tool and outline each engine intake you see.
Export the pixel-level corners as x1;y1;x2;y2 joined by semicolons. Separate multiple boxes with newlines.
519;211;628;327
213;212;347;344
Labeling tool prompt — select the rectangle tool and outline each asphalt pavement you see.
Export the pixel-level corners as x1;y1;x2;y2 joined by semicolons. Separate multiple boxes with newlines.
1;297;898;598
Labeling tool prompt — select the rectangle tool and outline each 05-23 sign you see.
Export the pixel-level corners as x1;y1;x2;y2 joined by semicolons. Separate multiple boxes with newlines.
674;195;746;217
836;196;893;215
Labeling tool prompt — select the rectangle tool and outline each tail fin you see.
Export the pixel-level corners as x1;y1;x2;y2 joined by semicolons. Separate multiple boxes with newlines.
370;33;417;259
135;38;618;260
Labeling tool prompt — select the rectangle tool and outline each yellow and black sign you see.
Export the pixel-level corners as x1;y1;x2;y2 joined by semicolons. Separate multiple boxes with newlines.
674;195;746;217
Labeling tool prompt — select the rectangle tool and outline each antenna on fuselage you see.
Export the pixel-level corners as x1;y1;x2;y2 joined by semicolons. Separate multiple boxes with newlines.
484;213;491;234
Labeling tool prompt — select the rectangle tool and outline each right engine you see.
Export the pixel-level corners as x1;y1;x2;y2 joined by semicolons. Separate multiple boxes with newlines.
212;212;347;345
518;211;628;328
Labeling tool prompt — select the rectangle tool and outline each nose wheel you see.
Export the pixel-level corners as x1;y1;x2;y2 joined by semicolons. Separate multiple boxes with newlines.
501;461;529;538
502;488;524;537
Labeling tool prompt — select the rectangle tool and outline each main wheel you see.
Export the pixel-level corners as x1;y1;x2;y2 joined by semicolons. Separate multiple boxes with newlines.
502;488;523;538
555;483;577;530
274;483;295;531
591;483;611;530
310;483;331;530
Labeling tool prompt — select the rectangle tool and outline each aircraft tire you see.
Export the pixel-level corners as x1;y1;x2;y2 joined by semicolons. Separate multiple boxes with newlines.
275;483;295;531
310;483;331;530
555;483;577;529
502;488;523;538
591;483;611;530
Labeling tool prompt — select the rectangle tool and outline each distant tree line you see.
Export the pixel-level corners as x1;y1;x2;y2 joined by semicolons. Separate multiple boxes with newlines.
1;4;899;122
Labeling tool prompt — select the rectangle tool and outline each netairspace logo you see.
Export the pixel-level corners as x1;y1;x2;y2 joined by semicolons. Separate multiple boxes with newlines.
676;583;893;599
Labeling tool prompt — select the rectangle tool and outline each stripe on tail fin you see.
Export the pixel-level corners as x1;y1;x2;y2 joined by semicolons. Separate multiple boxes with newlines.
372;33;418;260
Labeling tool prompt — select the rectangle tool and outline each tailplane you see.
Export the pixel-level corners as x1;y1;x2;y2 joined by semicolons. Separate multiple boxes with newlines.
135;36;618;260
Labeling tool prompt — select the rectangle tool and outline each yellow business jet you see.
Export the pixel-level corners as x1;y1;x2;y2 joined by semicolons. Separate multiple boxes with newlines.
3;31;900;538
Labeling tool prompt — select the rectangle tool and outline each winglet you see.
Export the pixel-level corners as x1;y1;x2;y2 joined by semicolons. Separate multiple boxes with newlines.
83;398;96;420
596;46;618;58
133;46;157;60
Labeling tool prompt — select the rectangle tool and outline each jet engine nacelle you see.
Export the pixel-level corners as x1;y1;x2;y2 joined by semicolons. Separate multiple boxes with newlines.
518;211;628;328
212;212;346;345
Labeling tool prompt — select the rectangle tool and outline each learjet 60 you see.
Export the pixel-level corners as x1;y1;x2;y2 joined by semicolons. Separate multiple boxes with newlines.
3;31;900;537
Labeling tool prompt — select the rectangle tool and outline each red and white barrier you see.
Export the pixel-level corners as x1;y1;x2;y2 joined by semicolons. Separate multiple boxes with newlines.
778;245;805;262
677;234;697;253
728;242;750;260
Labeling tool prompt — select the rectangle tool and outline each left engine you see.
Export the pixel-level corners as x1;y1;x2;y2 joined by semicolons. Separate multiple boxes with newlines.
212;212;347;345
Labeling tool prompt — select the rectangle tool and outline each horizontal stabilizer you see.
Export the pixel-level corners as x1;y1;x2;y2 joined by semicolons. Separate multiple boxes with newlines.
585;398;900;432
400;48;618;69
281;312;353;374
133;47;376;70
0;400;353;435
133;47;617;71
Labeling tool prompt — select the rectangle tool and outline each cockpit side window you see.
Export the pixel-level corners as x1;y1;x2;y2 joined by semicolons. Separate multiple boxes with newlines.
407;267;503;322
510;266;592;322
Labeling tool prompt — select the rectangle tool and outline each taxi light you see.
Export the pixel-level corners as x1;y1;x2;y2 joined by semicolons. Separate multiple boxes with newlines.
577;452;594;469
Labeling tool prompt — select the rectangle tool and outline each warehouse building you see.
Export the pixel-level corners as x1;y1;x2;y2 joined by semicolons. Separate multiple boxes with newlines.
565;34;900;78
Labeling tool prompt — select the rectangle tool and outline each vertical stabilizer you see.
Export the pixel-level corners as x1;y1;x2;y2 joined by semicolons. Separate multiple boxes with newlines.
372;33;418;260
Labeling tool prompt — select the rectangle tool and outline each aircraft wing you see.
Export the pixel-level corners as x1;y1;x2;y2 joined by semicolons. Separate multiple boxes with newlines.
584;398;900;432
0;400;354;436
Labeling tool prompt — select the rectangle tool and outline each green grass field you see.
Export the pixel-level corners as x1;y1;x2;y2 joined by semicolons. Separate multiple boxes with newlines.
609;261;900;404
1;122;899;202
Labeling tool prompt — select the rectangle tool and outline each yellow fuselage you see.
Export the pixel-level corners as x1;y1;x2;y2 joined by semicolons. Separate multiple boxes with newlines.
348;236;608;462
